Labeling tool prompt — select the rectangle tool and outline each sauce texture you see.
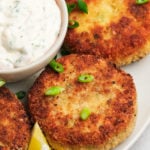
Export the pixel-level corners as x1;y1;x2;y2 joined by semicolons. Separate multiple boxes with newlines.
0;0;61;70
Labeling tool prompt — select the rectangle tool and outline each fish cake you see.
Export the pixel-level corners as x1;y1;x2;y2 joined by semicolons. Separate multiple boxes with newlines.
64;0;150;66
28;54;137;150
0;87;31;150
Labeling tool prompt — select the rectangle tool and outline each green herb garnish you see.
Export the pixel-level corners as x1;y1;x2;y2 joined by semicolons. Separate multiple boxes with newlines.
45;86;64;96
0;79;6;87
68;20;79;29
49;59;64;73
67;3;76;14
78;74;94;83
136;0;149;4
16;91;26;99
80;107;91;120
61;48;70;56
77;0;88;14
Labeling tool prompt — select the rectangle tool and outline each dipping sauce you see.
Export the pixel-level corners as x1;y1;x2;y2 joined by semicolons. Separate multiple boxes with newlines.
0;0;61;70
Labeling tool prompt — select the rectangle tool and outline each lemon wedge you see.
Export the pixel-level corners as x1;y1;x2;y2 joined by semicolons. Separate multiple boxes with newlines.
28;122;51;150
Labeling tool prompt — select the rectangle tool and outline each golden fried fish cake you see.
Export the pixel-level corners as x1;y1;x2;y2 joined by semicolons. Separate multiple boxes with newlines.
64;0;150;66
28;54;137;150
0;87;31;150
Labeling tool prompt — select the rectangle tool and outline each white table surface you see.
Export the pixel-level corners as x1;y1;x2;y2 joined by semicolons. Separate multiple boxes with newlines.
130;124;150;150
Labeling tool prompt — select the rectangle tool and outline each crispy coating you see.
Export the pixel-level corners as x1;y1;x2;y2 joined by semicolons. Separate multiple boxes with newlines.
28;54;137;150
0;87;31;150
64;0;150;66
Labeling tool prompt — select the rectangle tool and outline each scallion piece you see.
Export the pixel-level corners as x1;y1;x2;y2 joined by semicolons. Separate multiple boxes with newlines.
67;3;76;14
0;79;6;87
68;20;79;29
49;59;64;73
16;91;26;99
45;86;64;96
80;107;91;120
136;0;149;4
78;74;94;83
61;48;70;56
77;0;88;14
54;55;57;60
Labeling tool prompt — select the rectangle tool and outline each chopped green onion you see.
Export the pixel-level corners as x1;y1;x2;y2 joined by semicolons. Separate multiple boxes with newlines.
16;91;26;99
68;20;79;29
45;86;64;96
67;3;76;14
78;74;94;83
77;0;88;14
0;79;6;87
136;0;149;4
49;59;64;73
54;55;57;60
80;107;91;120
61;48;70;56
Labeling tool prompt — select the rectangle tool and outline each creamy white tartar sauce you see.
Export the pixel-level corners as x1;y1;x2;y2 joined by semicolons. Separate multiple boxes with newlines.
0;0;61;70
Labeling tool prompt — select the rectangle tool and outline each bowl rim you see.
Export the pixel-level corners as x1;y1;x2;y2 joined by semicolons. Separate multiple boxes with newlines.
0;0;68;74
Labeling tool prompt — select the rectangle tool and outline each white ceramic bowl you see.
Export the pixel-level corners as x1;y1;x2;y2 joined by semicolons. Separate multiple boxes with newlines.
0;0;68;82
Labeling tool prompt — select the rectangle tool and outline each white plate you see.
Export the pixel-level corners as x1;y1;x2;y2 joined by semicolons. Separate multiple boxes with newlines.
7;54;150;150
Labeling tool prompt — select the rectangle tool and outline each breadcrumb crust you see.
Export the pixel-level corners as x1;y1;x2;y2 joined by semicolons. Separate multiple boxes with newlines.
28;54;137;150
